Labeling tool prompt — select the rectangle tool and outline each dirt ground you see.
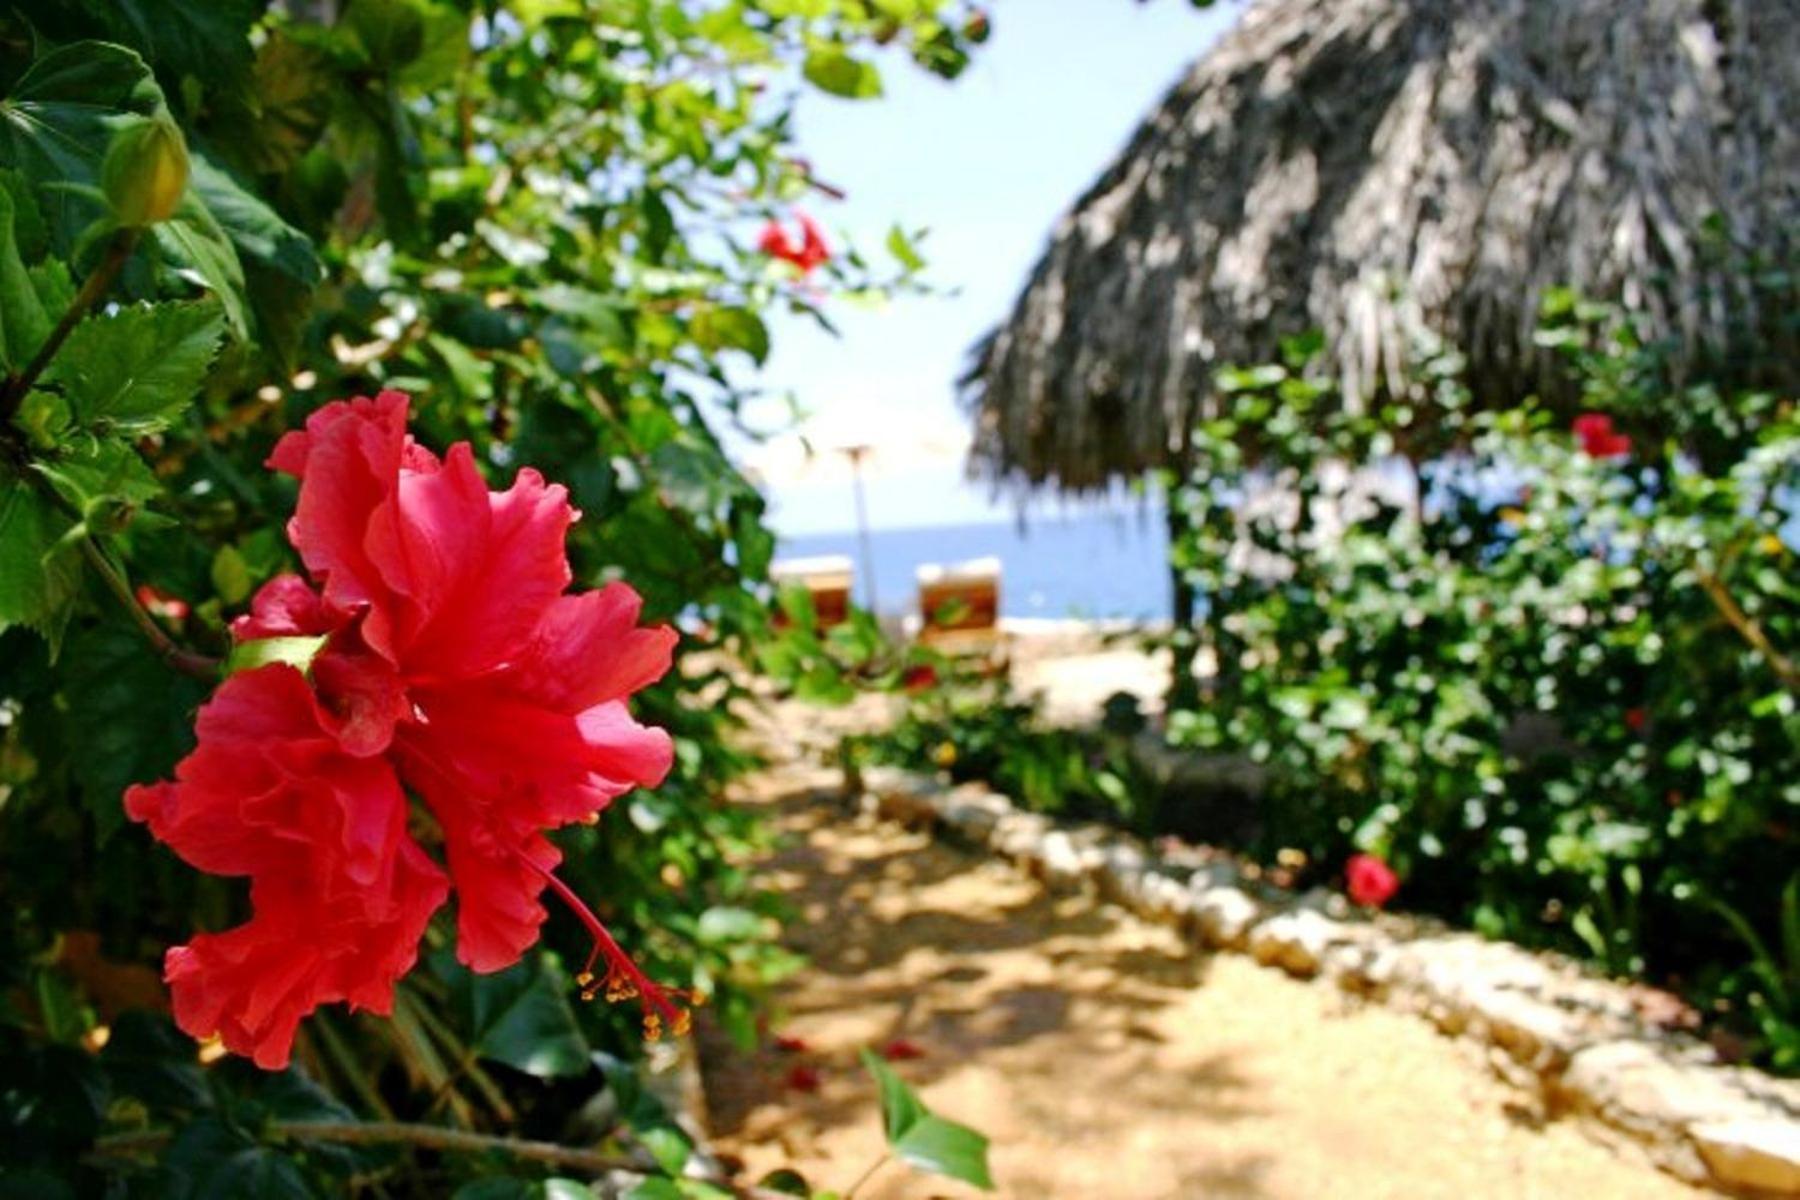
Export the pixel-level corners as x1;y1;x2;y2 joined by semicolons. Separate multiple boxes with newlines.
699;771;1704;1200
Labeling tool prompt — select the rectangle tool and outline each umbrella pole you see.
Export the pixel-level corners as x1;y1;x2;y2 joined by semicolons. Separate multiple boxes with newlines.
843;444;879;614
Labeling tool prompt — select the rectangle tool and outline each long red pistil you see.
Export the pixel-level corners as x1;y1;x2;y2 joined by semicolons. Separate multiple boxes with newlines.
535;864;693;1040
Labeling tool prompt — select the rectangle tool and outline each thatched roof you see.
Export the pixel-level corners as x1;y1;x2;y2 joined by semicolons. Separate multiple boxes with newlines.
964;0;1800;493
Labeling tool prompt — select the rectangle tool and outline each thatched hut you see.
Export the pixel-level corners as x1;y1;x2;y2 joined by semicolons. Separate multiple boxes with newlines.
964;0;1799;499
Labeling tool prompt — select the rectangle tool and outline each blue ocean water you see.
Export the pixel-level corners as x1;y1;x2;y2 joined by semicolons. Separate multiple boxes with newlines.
780;509;1171;620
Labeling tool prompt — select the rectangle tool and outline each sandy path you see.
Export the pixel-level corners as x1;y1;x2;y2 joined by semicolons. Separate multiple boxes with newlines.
700;771;1703;1200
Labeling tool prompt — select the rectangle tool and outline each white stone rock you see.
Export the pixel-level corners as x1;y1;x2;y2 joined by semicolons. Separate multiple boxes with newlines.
1691;1118;1800;1195
1038;829;1092;887
1135;870;1198;923
1248;908;1350;977
1462;986;1588;1068
1558;1040;1789;1184
939;789;1009;843
1195;886;1262;949
990;810;1053;862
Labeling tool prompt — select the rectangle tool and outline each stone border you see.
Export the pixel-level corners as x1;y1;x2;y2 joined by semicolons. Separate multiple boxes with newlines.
850;765;1800;1197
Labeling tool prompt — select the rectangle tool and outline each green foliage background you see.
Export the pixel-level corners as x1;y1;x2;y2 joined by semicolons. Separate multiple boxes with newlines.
0;1;988;1194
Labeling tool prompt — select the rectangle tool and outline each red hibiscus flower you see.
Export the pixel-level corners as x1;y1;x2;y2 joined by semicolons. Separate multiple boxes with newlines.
1572;413;1631;459
127;391;682;1069
757;212;830;275
1345;853;1400;909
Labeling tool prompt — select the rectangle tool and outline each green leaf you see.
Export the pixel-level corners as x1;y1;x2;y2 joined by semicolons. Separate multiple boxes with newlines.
755;1170;810;1196
622;1181;683;1200
226;635;327;677
802;47;883;99
0;483;81;647
637;1124;691;1176
891;1114;994;1190
0;42;164;249
189;150;320;364
32;438;162;532
691;305;769;364
99;1012;211;1117
860;1050;993;1189
60;618;207;841
44;301;223;434
450;955;590;1079
859;1049;925;1143
159;1116;314;1200
696;905;764;944
885;223;925;273
78;0;260;97
154;193;250;340
210;543;252;604
0;182;50;370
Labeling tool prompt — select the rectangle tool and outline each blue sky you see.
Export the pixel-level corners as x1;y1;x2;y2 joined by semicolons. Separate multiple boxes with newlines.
744;1;1242;536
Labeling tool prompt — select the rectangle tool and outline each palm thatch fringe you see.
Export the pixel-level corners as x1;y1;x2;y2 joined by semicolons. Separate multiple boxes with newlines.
964;0;1799;493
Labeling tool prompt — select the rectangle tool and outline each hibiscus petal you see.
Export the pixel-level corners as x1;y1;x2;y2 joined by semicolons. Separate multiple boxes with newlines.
510;585;677;713
128;664;449;1068
311;643;410;758
372;452;576;681
275;392;413;661
395;683;670;972
164;848;446;1069
231;574;337;641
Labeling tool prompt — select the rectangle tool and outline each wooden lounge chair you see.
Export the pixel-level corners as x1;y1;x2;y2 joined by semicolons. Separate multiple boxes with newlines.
915;557;1007;669
770;554;854;628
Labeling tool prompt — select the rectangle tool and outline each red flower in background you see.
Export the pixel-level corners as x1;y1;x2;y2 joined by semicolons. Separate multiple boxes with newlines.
135;584;190;622
784;1064;822;1093
880;1037;926;1061
1345;853;1400;909
128;391;682;1069
1625;707;1649;734
901;664;939;693
757;212;830;275
1573;413;1631;459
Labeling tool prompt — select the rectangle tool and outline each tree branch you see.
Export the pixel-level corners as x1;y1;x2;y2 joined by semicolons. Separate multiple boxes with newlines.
1696;565;1800;693
91;1119;644;1175
76;536;221;682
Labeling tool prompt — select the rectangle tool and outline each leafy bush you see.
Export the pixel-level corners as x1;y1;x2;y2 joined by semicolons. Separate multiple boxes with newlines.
1164;289;1800;1068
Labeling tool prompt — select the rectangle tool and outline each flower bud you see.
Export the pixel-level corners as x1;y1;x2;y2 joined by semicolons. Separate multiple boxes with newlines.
101;115;190;228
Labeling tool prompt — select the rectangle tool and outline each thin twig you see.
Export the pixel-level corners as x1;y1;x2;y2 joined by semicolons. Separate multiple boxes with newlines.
1696;565;1800;693
0;228;140;421
842;1152;891;1200
76;536;221;682
90;1119;643;1175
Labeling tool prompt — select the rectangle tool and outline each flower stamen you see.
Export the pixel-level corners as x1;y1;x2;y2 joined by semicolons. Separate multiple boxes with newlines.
537;864;694;1039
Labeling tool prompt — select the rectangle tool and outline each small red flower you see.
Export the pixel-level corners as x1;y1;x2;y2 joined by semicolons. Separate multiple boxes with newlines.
784;1064;822;1092
135;584;190;622
757;213;830;275
880;1037;925;1061
900;664;938;693
1572;413;1631;459
1345;853;1400;909
128;391;682;1069
1624;707;1649;734
773;1033;809;1054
